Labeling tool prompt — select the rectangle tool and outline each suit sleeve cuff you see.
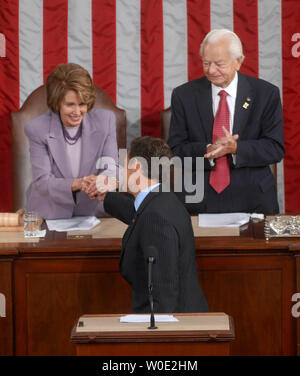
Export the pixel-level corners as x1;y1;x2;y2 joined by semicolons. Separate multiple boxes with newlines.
206;144;215;167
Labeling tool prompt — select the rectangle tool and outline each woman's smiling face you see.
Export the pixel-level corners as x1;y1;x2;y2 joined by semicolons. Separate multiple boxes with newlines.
59;90;88;127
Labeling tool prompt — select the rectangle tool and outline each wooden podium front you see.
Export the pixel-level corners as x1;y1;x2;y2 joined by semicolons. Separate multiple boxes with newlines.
71;313;235;356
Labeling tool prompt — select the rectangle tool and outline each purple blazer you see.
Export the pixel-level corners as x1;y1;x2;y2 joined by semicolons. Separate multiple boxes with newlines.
25;109;119;219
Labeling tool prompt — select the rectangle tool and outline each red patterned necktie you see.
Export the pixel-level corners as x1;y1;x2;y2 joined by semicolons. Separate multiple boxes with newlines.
209;90;230;193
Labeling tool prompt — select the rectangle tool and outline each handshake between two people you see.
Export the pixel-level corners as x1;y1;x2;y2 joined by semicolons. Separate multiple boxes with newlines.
72;175;119;202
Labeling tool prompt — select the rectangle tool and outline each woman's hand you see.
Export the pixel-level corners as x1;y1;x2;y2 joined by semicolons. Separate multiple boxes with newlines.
81;174;98;199
71;178;84;192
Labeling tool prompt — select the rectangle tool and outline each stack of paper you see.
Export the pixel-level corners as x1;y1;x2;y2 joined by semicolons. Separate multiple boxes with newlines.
46;216;100;232
120;315;179;323
198;213;251;227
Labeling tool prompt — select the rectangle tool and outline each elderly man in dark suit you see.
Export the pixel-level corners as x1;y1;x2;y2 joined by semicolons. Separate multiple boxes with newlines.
91;136;209;314
168;29;285;214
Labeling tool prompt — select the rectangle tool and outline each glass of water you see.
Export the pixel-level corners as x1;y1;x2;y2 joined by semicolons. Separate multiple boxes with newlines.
24;212;40;237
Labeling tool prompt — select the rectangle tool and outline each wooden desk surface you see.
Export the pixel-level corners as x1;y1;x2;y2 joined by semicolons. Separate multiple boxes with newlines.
0;216;299;256
75;313;231;332
71;313;234;343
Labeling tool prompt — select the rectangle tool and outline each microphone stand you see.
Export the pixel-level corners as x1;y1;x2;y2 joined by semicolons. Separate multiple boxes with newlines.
147;256;158;330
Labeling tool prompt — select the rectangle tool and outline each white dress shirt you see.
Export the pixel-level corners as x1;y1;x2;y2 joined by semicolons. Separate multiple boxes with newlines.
211;71;238;133
134;183;160;211
209;71;238;164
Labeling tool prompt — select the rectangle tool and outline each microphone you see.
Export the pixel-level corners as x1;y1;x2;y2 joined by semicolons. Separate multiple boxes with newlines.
144;245;158;330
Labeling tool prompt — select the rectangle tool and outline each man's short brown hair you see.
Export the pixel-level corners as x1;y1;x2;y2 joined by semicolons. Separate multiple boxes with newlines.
129;136;173;181
46;63;96;112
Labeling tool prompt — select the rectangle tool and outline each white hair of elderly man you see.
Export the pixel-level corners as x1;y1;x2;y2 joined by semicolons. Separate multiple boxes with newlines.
200;29;245;63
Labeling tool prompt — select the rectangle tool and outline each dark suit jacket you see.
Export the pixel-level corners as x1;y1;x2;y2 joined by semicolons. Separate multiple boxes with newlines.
168;72;285;214
104;191;209;314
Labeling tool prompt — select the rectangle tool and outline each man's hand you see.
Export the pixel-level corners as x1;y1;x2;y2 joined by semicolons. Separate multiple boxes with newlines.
96;192;108;202
81;174;98;198
82;174;119;200
204;127;239;159
96;175;118;193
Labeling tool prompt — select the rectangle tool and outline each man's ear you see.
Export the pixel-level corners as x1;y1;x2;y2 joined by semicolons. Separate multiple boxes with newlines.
235;56;243;71
128;157;139;172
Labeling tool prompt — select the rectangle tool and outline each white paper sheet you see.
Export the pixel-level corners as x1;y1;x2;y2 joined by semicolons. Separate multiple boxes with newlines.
120;315;179;323
198;213;251;227
46;216;100;232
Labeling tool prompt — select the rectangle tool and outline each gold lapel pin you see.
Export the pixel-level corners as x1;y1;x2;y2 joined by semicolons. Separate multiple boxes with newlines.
243;102;249;109
246;97;251;102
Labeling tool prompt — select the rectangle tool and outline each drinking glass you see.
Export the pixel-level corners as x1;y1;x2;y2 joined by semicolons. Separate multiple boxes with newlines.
24;212;40;237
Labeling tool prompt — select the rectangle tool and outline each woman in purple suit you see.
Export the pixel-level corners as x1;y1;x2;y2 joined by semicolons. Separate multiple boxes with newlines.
25;63;119;219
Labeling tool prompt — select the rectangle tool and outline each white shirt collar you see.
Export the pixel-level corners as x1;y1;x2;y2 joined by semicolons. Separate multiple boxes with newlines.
211;71;238;99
